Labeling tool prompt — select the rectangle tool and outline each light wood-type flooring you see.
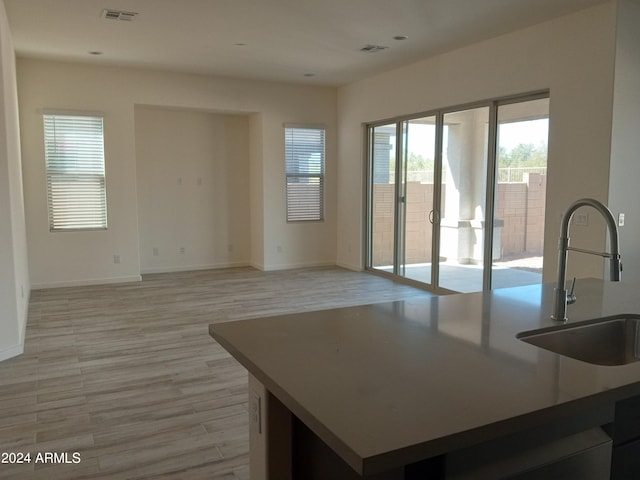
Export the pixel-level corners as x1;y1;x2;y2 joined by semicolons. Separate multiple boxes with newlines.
0;266;431;479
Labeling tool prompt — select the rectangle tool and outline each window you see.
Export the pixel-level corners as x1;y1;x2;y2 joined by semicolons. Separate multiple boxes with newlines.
44;114;107;231
285;125;325;222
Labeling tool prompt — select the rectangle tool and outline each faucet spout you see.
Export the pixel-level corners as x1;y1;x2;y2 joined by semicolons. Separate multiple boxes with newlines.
552;198;622;322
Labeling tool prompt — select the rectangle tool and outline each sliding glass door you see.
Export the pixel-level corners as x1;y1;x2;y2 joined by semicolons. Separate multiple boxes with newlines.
438;107;490;292
366;93;549;293
370;123;398;274
368;117;438;287
491;97;549;288
399;116;437;284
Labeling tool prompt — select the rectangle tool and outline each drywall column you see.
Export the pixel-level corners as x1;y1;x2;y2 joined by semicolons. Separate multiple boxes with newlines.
0;0;30;361
249;113;266;270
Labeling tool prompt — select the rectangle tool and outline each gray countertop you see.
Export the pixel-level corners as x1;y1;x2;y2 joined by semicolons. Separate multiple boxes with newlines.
209;279;640;475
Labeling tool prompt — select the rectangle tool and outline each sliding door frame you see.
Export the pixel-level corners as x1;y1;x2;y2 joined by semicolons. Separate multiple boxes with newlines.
365;90;549;292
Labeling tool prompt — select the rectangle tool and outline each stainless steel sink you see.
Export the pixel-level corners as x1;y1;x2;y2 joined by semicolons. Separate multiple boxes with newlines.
517;314;640;366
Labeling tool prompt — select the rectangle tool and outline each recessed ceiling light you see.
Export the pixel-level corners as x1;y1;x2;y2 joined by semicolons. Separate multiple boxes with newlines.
393;35;409;41
88;51;103;55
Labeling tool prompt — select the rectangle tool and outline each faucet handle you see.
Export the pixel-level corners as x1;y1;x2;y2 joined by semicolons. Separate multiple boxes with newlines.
567;277;577;304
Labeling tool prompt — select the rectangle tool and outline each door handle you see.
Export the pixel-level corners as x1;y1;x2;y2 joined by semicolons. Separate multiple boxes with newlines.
429;210;440;225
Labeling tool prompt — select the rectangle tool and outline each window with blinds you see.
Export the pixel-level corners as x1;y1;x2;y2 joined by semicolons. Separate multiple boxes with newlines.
285;125;325;222
43;114;107;231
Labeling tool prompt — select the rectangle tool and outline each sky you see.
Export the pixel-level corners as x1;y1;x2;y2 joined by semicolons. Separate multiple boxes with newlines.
400;117;549;160
498;118;549;151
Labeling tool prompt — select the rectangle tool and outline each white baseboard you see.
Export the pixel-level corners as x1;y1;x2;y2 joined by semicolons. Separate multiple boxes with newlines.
249;261;265;271
31;275;142;290
0;342;24;362
140;261;250;275
261;260;335;272
336;261;364;272
1;290;31;363
20;289;30;345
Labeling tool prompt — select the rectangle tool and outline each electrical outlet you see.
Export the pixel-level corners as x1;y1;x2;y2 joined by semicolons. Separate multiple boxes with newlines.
179;246;186;255
619;213;625;227
113;254;121;264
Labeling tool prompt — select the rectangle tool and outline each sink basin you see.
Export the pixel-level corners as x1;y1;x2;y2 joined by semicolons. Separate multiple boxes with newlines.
517;314;640;366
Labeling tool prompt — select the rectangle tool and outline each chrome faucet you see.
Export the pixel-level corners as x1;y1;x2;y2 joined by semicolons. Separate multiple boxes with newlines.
552;198;622;321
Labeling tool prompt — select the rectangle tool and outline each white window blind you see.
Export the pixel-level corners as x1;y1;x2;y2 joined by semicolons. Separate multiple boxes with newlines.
285;126;325;222
44;114;107;231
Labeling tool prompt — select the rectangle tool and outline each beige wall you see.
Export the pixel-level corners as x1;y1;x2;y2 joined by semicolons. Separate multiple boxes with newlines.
337;3;618;282
135;107;250;273
608;0;640;285
17;59;337;287
0;0;29;360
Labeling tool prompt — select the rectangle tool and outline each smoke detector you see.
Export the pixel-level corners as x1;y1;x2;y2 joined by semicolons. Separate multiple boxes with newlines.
101;9;138;21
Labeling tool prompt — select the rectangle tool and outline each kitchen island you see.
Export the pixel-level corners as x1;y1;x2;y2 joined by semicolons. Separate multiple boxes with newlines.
209;279;640;479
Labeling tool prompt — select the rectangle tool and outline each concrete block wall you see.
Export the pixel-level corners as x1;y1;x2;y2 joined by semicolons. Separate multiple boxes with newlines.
372;174;546;267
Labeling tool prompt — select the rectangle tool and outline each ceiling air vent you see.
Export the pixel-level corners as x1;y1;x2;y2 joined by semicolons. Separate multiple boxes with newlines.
101;9;138;21
360;44;388;53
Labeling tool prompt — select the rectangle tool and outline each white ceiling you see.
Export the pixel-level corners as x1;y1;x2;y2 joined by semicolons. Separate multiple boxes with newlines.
4;0;609;86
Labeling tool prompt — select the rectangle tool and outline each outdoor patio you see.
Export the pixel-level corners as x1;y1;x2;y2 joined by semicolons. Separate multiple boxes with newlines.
378;256;543;293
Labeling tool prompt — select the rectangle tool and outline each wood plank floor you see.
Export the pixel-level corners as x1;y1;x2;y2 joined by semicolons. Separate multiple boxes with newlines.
0;266;431;479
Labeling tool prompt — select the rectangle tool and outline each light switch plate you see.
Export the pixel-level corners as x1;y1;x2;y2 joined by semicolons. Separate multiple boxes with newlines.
573;213;589;226
250;390;262;434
